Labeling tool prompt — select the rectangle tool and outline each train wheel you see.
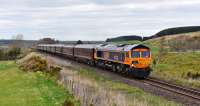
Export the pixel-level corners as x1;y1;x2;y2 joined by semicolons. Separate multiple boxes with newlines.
125;68;130;75
112;65;117;72
121;65;126;74
90;61;95;66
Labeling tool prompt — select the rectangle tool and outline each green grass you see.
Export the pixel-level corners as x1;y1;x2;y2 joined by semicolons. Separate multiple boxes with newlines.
0;61;16;70
0;61;79;106
151;52;200;88
143;38;166;57
76;67;180;106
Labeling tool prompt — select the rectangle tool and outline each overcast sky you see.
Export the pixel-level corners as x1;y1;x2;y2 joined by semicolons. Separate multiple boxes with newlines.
0;0;199;41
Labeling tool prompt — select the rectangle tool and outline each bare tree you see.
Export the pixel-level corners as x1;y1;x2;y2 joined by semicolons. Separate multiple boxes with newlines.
77;40;83;44
11;34;24;48
0;49;4;60
12;33;24;40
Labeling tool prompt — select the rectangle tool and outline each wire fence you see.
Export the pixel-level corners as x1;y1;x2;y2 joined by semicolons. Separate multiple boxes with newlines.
58;69;146;106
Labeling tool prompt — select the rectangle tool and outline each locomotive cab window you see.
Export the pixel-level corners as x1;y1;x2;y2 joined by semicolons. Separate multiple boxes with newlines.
142;51;150;58
132;51;140;58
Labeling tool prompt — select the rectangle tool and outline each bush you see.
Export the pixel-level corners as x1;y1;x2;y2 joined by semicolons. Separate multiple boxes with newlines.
49;65;62;76
186;72;200;79
8;47;21;59
0;50;4;60
18;53;62;76
19;56;47;72
0;47;21;60
63;100;75;106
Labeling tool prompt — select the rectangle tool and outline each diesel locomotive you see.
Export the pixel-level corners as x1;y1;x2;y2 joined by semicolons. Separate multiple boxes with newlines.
37;43;152;78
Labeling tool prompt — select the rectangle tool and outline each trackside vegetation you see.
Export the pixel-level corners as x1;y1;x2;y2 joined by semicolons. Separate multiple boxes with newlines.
0;61;79;106
144;32;200;88
151;52;200;88
60;64;180;106
0;47;21;60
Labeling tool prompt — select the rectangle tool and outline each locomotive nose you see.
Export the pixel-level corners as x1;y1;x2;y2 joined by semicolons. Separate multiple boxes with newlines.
132;58;151;68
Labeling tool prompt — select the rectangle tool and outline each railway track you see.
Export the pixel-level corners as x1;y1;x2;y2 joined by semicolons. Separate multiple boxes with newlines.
144;77;200;102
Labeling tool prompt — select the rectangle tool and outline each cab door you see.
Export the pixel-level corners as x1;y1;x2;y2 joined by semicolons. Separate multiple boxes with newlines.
124;51;131;65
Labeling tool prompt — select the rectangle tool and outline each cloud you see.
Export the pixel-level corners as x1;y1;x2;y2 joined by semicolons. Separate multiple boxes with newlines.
0;0;199;40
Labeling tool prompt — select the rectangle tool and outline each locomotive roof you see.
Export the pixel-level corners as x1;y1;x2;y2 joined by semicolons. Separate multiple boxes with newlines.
96;44;149;52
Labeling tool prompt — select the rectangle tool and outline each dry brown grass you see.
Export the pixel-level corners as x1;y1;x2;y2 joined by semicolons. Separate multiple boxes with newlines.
58;68;179;106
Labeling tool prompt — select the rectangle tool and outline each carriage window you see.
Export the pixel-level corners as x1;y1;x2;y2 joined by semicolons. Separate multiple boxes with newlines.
109;52;115;60
97;51;104;58
120;53;125;61
132;51;140;58
142;51;150;58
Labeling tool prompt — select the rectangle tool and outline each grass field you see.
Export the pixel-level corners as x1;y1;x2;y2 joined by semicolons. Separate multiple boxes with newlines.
150;52;200;88
0;61;78;106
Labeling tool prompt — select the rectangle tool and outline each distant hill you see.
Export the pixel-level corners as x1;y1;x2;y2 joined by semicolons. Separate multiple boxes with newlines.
0;40;13;45
107;26;200;42
155;26;200;37
144;26;200;40
106;35;142;42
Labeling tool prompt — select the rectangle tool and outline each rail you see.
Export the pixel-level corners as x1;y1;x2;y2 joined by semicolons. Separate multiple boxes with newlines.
145;77;200;102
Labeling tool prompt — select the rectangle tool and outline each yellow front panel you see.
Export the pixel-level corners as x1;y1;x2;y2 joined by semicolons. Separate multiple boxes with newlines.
124;49;151;69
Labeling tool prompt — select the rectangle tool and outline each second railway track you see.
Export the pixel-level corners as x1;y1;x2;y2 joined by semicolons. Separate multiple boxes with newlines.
144;77;200;102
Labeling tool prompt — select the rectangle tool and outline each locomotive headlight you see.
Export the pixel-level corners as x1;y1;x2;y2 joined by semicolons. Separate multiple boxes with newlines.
132;61;139;64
